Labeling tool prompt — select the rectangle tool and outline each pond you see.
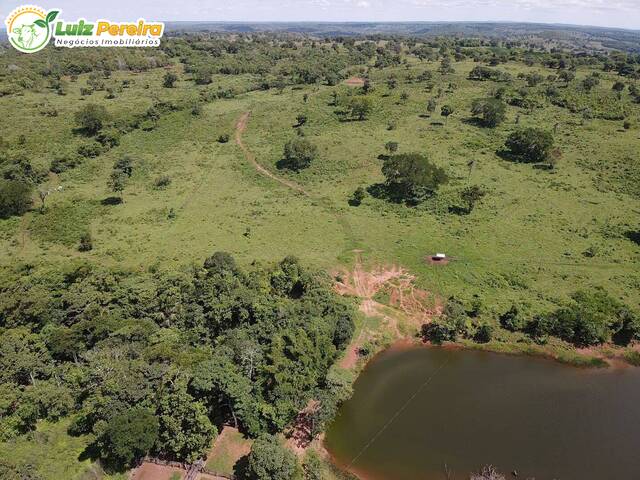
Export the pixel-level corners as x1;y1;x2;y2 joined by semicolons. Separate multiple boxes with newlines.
325;345;640;480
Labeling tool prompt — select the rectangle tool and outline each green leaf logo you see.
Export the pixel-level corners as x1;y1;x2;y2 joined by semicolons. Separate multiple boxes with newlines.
45;11;59;24
34;19;46;28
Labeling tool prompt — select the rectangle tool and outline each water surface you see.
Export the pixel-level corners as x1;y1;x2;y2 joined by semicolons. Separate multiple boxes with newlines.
325;346;640;479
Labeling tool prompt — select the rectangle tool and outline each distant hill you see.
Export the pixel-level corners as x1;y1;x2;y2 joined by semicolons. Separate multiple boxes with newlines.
1;22;639;52
162;21;640;51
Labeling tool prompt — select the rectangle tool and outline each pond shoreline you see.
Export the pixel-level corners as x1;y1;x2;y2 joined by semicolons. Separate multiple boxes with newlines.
324;336;639;479
325;343;640;480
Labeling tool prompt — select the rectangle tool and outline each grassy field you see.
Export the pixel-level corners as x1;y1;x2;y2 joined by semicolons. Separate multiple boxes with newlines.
2;59;637;316
0;419;126;480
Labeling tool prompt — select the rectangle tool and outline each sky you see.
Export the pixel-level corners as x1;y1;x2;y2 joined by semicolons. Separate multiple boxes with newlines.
1;0;639;30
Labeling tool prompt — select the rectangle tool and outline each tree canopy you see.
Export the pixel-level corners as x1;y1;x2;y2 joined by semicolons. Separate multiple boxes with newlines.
470;98;507;127
281;138;318;171
381;153;448;204
246;434;300;480
504;128;554;163
0;253;355;468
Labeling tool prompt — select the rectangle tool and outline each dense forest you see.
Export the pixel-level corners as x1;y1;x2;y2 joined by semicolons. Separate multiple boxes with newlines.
0;251;355;471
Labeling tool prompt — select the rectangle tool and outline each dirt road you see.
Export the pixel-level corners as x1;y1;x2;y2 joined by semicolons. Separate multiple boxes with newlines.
235;112;308;195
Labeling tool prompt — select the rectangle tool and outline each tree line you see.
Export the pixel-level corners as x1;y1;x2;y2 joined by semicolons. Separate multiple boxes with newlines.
0;253;355;472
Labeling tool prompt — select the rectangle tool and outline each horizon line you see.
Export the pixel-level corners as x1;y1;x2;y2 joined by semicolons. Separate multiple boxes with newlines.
1;19;639;33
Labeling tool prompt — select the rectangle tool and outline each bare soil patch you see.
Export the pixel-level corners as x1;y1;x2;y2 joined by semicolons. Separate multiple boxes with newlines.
334;252;442;369
344;77;364;87
285;399;320;455
344;77;365;87
131;462;185;480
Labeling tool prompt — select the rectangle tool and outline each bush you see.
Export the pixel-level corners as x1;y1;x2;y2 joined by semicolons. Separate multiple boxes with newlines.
193;67;213;85
474;324;494;343
384;141;399;154
348;96;373;120
191;102;203;116
421;321;455;344
281;138;318;171
302;451;323;480
349;187;366;206
74;104;109;135
50;153;83;173
504;128;554;163
154;175;172;189
96;127;121;148
0;179;33;218
78;232;93;252
77;141;104;158
163;71;178;88
540;290;639;347
218;134;230;143
499;305;526;331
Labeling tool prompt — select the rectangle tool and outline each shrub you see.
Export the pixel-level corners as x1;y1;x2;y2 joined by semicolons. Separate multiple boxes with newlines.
217;134;230;143
191;102;203;116
96;127;121;148
475;324;494;343
77;141;104;158
281;138;318;171
384;141;399;154
504;128;554;163
0;179;33;218
163;71;178;88
350;187;366;206
78;232;93;252
540;290;639;347
74;104;108;135
50;153;83;173
154;175;172;189
499;305;526;331
348;96;373;120
421;321;456;344
440;104;454;121
193;67;213;85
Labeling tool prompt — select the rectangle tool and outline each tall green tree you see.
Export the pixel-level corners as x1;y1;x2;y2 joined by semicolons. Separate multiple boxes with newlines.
246;434;300;480
504;128;554;163
101;408;159;468
348;96;373;120
470;98;506;127
381;153;448;204
156;381;217;462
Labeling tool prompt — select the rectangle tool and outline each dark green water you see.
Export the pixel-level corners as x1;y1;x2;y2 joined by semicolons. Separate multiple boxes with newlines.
325;346;640;480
